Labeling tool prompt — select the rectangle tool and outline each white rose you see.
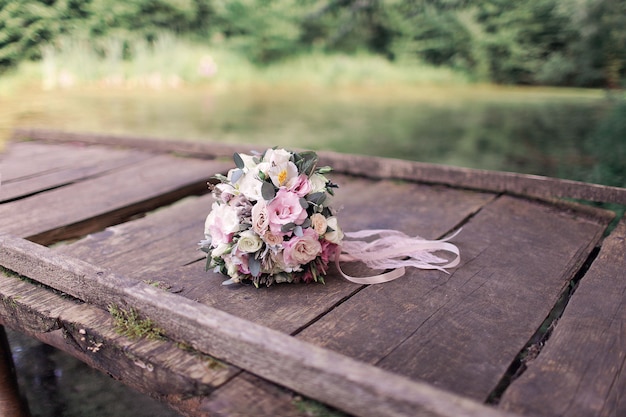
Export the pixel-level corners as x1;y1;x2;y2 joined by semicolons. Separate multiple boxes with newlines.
237;172;263;201
239;153;258;170
264;148;292;166
256;161;271;177
309;173;328;193
237;230;263;253
324;216;344;244
212;242;231;258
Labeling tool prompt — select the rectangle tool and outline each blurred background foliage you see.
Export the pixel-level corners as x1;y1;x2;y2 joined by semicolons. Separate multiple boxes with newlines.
0;0;624;88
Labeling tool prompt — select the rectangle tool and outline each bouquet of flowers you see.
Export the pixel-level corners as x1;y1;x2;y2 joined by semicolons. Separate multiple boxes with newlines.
200;148;343;287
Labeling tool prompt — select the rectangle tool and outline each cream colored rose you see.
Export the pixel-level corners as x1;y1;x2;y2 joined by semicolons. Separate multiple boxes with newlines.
309;173;328;193
324;217;344;244
237;230;263;253
251;201;269;235
283;228;322;267
310;213;327;235
262;231;283;247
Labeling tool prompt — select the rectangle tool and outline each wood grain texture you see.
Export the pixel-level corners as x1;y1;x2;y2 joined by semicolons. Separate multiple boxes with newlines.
52;175;494;416
58;174;494;335
500;218;626;417
0;234;522;417
0;271;237;416
1;141;153;202
0;155;231;245
298;195;612;401
13;127;626;204
57;194;213;272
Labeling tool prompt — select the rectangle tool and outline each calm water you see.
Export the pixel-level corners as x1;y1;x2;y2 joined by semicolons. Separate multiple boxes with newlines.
4;84;625;416
8;85;625;187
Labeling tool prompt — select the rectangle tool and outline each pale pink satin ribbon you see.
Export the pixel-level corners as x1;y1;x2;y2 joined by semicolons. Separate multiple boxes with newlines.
335;229;461;284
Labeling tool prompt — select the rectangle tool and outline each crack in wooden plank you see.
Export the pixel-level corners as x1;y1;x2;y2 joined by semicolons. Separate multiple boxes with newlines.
485;245;601;405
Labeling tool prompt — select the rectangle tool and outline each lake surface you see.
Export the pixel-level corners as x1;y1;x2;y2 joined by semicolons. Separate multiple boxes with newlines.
3;84;625;416
8;84;624;187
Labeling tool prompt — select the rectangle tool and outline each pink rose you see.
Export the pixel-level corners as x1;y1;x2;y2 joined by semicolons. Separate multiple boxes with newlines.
288;174;312;197
205;202;239;246
267;189;308;234
320;239;339;264
282;228;322;268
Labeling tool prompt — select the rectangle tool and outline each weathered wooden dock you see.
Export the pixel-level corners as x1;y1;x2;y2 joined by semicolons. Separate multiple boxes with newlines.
1;129;625;417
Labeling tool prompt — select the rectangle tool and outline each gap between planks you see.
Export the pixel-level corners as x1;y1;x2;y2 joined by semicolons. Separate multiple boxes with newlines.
0;233;523;417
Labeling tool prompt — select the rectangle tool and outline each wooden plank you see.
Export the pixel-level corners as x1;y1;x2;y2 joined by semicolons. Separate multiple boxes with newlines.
500;217;626;417
0;234;522;417
297;195;613;401
58;175;495;335
0;271;238;417
56;195;212;272
13;128;626;205
1;142;153;202
0;155;231;245
53;176;492;415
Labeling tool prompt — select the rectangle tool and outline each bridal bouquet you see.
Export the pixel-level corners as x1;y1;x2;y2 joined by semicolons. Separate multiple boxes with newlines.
200;148;343;286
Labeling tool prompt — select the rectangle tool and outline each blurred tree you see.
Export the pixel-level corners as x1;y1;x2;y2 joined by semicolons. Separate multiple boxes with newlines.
0;0;624;86
211;0;308;63
0;0;213;72
571;0;626;87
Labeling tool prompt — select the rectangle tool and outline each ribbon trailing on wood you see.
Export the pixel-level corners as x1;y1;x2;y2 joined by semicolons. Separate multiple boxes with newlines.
335;229;461;285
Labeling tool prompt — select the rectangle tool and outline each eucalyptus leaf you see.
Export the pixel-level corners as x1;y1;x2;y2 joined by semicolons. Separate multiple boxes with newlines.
301;218;311;228
231;168;244;184
294;226;303;237
306;192;326;205
299;197;308;209
249;257;261;277
281;222;296;232
261;181;276;200
233;152;245;169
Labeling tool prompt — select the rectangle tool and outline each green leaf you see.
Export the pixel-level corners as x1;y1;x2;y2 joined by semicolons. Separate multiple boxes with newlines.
299;197;308;209
261;181;276;200
306;192;326;206
281;222;296;232
233;152;245;169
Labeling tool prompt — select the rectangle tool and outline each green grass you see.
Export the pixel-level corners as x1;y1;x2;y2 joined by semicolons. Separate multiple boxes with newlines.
4;32;469;92
108;304;165;340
